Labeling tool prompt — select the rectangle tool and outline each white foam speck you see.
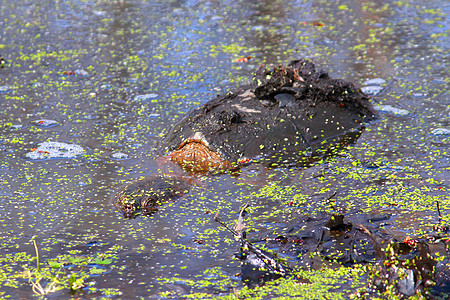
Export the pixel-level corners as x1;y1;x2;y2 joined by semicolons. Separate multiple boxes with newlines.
32;119;58;127
363;78;386;86
110;152;129;159
134;93;158;101
431;128;450;135
374;105;410;116
361;86;383;96
0;86;11;93
25;142;85;159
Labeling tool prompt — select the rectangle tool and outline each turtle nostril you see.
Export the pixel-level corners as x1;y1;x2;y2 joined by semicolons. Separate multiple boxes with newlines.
122;204;137;219
122;204;134;213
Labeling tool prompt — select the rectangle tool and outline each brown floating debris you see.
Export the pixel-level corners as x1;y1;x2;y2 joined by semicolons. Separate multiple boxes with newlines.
214;205;291;287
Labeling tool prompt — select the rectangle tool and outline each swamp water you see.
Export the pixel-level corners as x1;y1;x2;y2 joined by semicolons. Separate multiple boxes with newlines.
0;0;448;298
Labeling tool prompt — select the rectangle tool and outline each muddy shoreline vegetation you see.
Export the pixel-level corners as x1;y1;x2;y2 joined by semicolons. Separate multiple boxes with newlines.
216;205;450;298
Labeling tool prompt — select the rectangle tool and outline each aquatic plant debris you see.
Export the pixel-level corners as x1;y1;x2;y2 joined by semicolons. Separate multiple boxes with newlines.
31;119;59;127
110;152;129;160
363;78;386;86
361;85;383;96
0;86;11;93
134;93;159;101
214;206;291;287
431;128;450;135
25;142;85;159
374;104;410;116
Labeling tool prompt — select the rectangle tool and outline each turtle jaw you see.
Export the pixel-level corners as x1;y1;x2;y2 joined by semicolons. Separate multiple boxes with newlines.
170;138;233;173
120;202;139;219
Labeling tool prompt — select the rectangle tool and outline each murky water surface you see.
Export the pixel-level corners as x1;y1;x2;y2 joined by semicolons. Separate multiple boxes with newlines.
0;0;448;298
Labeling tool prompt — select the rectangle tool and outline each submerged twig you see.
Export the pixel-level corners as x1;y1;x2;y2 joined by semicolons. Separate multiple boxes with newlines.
326;191;337;201
323;191;338;211
436;199;442;219
214;208;288;275
314;228;325;252
233;203;249;240
349;230;359;263
355;224;385;259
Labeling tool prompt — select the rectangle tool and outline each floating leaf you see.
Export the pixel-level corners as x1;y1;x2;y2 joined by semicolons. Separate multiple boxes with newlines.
90;268;107;275
92;258;113;265
68;256;86;264
48;261;63;268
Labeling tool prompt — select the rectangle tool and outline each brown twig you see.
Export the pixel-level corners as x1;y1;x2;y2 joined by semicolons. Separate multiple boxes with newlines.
436;199;442;219
214;209;287;274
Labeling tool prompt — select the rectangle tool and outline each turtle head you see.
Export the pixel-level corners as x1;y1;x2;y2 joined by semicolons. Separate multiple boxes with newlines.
116;192;159;219
113;175;190;218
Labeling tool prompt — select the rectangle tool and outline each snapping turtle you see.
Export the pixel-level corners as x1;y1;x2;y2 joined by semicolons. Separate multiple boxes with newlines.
162;59;374;172
114;59;375;217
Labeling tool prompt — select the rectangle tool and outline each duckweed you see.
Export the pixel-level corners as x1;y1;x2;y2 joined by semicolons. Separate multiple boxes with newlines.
0;0;448;298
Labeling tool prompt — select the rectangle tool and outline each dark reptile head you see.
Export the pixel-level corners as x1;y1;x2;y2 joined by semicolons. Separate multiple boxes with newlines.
113;175;190;218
